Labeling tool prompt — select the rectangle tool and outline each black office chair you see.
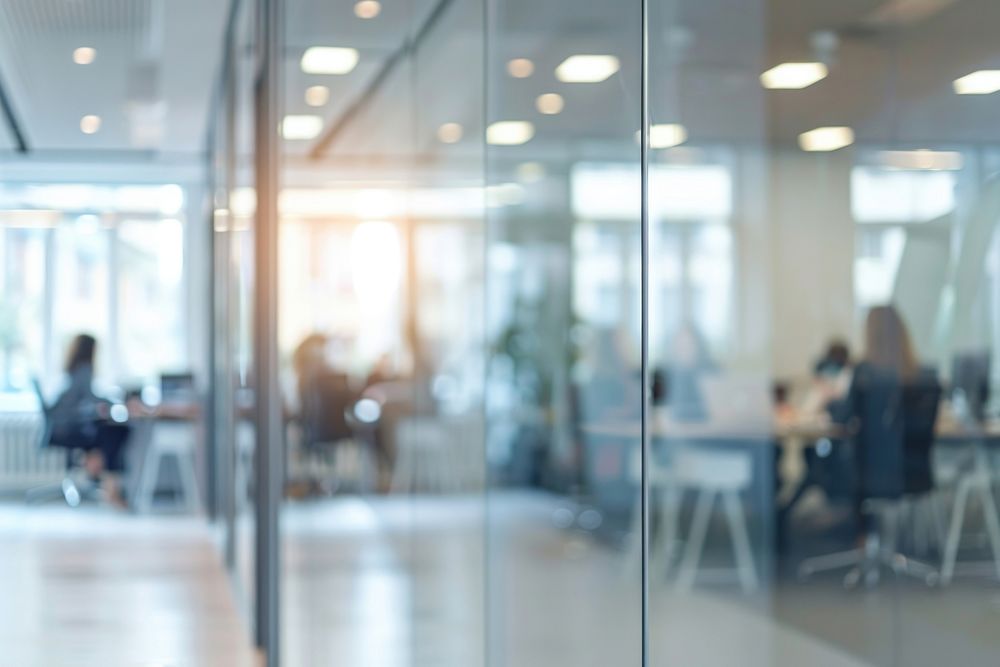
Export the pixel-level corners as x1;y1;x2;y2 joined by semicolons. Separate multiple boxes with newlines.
25;379;95;507
295;370;361;493
798;370;943;587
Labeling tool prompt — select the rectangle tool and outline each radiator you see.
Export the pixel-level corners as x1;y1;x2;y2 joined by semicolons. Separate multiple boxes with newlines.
0;413;65;493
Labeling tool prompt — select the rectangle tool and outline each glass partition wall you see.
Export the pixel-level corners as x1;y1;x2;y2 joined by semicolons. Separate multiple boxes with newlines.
208;0;1000;665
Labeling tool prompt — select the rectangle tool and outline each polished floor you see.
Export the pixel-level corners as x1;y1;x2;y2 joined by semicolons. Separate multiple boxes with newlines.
283;492;960;667
6;494;1000;666
0;504;260;667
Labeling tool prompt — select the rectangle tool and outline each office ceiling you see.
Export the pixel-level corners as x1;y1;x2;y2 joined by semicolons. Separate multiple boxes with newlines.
0;0;228;156
295;0;1000;165
0;0;998;165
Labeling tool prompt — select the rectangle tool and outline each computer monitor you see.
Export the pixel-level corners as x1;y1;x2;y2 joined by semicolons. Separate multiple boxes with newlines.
160;372;196;406
952;351;991;422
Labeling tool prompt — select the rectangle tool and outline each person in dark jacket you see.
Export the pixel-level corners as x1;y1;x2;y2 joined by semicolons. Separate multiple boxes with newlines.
827;305;940;529
49;334;130;505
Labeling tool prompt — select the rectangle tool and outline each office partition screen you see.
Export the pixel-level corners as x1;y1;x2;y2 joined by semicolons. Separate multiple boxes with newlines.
208;0;1000;664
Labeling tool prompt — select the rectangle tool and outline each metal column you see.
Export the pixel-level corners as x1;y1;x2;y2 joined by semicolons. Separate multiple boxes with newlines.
253;0;282;661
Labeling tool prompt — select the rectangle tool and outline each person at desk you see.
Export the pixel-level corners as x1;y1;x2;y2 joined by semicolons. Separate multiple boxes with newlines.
48;334;130;506
779;341;856;535
290;333;358;493
828;305;939;527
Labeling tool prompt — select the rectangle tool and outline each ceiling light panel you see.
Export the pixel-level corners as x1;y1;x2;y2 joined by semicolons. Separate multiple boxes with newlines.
799;126;854;152
487;121;534;145
301;47;359;75
649;124;687;149
555;55;620;83
282;115;324;140
760;62;827;89
954;70;1000;95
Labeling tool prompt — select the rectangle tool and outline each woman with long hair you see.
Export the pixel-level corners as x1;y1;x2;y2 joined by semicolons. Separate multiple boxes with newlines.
861;305;919;380
829;305;939;530
49;334;130;506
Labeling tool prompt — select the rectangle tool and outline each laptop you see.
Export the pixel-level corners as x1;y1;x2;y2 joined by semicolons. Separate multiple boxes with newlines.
698;374;774;432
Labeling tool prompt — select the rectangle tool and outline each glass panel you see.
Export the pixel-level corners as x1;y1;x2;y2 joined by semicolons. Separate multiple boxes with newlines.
217;0;258;625
279;0;487;660
485;0;644;663
648;1;1000;666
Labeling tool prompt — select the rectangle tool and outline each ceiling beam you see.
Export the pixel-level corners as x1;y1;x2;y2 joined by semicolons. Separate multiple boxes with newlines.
0;68;28;153
308;0;455;159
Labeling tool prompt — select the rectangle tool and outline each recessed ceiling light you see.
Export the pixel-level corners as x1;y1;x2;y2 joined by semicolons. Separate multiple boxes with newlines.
80;115;101;134
516;162;546;183
878;149;964;171
555;55;619;83
649;123;687;149
305;85;330;107
354;0;381;18
301;47;359;75
73;47;96;65
437;122;463;144
760;62;828;89
282;115;323;140
507;58;534;78
798;126;854;152
536;93;565;115
953;70;1000;95
486;121;534;145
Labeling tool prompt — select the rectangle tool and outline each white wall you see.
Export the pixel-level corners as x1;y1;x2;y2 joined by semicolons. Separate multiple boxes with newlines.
767;149;856;381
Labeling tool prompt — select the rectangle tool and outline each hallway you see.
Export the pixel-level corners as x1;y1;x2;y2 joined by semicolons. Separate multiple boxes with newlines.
0;505;259;666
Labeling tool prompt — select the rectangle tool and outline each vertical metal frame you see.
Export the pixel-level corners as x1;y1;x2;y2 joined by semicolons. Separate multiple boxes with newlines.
252;0;282;661
640;0;651;663
218;0;240;572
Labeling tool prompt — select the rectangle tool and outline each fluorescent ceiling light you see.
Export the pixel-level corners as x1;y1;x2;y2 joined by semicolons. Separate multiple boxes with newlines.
282;115;323;140
486;121;534;145
305;85;330;107
878;149;964;171
649;123;687;149
760;62;828;89
555;55;619;83
953;70;1000;95
507;58;534;78
354;0;381;19
437;122;463;144
301;47;359;75
73;47;96;65
80;115;101;134
487;183;526;208
799;126;854;152
536;93;564;115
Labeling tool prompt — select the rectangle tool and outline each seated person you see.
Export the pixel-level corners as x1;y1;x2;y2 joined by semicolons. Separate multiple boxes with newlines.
800;339;853;415
48;334;131;506
779;340;856;536
828;305;939;505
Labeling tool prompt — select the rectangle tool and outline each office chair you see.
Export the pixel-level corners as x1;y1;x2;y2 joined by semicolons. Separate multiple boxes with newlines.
295;369;362;493
25;379;95;507
798;373;942;587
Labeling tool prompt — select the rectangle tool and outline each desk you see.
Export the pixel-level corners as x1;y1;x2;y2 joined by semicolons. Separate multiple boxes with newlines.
125;401;202;513
581;410;1000;500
